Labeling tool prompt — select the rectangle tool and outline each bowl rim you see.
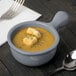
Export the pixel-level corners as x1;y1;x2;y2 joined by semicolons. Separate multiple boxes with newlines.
7;21;60;56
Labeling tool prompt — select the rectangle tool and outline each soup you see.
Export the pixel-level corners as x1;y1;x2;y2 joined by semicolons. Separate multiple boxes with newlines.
12;27;54;52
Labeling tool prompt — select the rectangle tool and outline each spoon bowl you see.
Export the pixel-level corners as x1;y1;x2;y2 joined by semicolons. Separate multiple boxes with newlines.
63;50;76;70
50;50;76;75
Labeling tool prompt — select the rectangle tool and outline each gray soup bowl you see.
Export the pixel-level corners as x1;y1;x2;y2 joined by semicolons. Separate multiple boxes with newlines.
7;11;69;66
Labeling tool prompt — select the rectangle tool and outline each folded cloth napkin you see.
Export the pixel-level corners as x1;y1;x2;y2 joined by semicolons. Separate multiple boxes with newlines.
0;3;41;46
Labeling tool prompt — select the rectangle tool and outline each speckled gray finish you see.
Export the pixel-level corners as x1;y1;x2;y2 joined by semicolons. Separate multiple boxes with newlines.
7;11;69;66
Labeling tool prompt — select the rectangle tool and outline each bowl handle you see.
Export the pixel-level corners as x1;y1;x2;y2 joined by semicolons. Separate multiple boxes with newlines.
48;11;69;29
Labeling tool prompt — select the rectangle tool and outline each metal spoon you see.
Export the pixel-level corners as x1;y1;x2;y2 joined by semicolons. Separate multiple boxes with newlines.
49;50;76;75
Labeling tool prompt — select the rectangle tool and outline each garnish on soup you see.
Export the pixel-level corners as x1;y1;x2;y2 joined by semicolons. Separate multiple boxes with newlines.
23;27;42;46
26;27;41;38
23;35;38;46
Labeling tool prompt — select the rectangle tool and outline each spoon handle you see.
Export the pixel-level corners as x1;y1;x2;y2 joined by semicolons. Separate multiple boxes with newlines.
49;66;64;76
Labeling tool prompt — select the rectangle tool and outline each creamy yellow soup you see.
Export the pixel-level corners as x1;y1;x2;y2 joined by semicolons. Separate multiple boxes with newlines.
12;27;54;52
